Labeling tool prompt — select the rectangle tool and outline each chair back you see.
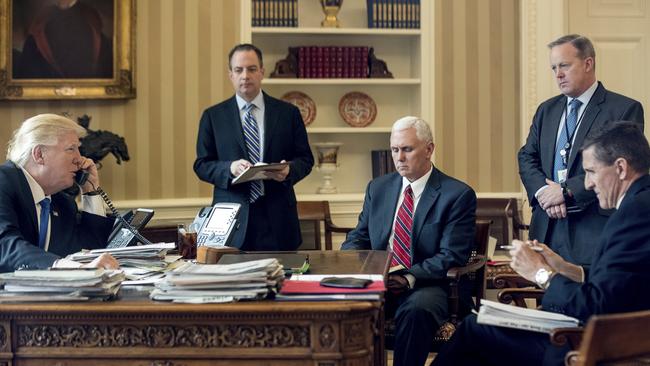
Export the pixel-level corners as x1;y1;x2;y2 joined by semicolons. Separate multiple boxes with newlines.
468;219;491;309
476;198;528;246
573;310;650;366
297;201;353;250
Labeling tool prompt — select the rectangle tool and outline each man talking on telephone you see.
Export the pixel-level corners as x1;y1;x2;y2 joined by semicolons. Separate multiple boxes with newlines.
0;114;119;272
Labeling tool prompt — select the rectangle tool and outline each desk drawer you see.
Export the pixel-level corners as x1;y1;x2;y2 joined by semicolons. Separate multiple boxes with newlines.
16;359;314;366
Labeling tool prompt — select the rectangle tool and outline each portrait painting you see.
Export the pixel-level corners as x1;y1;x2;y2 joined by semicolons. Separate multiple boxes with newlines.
0;0;135;100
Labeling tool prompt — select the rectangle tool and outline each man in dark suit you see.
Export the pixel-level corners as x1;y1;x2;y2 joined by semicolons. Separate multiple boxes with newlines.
519;34;644;267
194;44;313;251
433;122;650;366
0;114;118;273
342;116;476;366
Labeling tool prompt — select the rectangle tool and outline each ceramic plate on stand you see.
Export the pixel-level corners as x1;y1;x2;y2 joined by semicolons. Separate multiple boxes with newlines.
338;91;377;127
281;91;316;126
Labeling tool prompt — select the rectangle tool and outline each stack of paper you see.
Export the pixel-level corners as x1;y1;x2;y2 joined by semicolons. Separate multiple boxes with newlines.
67;243;179;282
150;258;284;303
276;274;386;301
477;299;580;333
0;269;125;302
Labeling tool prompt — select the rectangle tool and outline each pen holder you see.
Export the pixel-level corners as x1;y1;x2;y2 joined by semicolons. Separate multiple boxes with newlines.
177;224;198;259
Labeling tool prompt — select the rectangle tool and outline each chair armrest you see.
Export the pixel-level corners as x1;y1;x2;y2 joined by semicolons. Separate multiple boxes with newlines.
447;255;487;282
550;327;584;350
328;224;354;234
564;350;580;366
497;288;545;308
493;274;536;289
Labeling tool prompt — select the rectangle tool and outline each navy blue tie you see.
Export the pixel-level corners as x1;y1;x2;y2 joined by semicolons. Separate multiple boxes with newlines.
38;198;51;250
553;99;583;182
243;104;263;202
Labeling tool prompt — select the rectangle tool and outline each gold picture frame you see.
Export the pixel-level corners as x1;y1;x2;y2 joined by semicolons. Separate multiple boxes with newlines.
0;0;135;100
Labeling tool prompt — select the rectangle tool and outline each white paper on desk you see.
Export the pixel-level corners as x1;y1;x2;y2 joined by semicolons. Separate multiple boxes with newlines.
231;162;289;184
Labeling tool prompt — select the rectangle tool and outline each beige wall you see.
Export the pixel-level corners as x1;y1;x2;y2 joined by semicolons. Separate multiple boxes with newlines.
0;0;522;202
435;0;521;192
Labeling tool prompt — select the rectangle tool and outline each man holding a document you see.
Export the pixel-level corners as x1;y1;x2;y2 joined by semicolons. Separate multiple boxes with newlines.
194;44;313;251
433;122;650;366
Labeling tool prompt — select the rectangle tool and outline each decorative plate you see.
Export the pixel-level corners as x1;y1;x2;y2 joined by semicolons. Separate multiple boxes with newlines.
281;91;316;126
338;92;377;127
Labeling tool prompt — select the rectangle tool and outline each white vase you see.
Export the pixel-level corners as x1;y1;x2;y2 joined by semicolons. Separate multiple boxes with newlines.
313;142;342;194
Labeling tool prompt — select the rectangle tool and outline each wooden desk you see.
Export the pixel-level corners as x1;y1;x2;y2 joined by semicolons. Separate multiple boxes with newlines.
0;250;389;366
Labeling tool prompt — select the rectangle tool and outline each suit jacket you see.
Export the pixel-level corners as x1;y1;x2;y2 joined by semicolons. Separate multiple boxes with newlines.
341;167;477;283
519;82;644;265
0;161;115;272
539;174;650;365
193;92;313;250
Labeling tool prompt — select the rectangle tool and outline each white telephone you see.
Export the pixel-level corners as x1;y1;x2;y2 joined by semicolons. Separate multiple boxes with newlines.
193;203;241;247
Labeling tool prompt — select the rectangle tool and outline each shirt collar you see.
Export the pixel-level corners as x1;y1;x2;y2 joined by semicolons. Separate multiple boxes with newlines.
19;166;49;205
401;163;433;199
616;193;625;209
568;80;598;108
236;91;265;111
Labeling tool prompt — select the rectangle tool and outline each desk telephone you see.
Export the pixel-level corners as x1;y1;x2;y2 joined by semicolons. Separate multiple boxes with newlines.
74;169;154;248
192;203;241;247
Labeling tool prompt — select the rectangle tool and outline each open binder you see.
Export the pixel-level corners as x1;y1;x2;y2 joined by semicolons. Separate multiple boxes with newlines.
231;162;289;184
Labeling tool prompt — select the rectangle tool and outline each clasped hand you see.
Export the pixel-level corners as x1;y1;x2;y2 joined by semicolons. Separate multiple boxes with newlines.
537;179;567;219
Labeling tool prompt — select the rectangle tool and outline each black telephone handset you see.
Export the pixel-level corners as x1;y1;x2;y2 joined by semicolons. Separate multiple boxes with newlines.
74;169;89;186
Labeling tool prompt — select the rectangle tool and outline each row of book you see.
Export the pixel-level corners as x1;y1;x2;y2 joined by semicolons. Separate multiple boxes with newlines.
297;46;369;79
367;0;421;29
252;0;298;27
371;149;397;178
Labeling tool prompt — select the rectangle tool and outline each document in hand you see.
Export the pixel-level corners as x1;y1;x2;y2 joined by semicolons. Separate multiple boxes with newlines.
231;162;289;184
477;299;580;334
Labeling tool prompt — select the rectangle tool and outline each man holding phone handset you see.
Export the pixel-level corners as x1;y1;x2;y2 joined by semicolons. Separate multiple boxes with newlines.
0;114;119;272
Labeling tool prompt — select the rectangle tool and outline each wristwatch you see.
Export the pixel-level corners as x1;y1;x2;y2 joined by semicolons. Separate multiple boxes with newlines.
535;268;555;289
560;181;571;200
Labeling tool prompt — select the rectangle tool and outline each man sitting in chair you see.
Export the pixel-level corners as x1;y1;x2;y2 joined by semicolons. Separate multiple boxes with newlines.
341;116;477;366
432;122;650;366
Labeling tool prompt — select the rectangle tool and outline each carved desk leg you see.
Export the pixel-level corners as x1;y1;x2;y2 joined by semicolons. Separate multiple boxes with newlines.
0;321;11;366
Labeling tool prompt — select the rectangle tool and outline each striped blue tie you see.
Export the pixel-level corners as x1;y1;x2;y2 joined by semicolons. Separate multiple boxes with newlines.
244;103;263;203
38;198;51;250
553;99;583;182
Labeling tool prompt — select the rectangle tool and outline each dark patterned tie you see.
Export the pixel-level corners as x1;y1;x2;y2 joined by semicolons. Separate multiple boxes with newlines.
243;103;263;202
38;198;51;250
553;99;583;182
391;185;414;268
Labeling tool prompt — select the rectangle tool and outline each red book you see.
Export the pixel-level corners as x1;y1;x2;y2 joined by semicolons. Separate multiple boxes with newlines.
298;46;306;78
342;47;351;78
280;280;386;294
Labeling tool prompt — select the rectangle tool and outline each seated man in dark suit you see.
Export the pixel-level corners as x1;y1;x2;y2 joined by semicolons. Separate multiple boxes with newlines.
0;114;118;272
341;116;477;366
433;122;650;366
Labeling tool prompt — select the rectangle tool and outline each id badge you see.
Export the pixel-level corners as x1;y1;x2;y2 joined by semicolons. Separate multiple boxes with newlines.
557;169;568;183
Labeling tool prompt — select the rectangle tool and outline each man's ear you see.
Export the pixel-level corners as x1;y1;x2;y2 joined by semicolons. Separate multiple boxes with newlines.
31;145;46;165
615;157;628;179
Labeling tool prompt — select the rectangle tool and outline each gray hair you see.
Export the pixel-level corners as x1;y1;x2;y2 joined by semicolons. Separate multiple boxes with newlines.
547;34;596;61
7;114;86;167
392;116;433;144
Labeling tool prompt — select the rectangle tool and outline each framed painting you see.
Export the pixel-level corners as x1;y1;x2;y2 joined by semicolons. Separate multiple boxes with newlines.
0;0;135;100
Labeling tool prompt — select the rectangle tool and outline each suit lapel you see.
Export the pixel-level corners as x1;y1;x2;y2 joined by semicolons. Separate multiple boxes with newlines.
379;175;403;248
542;97;567;177
411;168;441;246
10;162;39;243
228;97;247;153
262;92;277;161
568;82;605;169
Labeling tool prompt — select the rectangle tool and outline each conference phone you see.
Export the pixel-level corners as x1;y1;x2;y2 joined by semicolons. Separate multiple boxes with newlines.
192;203;241;247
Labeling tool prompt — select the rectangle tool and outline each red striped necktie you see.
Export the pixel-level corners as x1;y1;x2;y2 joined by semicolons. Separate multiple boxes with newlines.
391;185;413;268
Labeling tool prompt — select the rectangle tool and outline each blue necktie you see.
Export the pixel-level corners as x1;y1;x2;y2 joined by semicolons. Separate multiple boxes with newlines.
38;198;51;250
553;99;583;182
243;104;263;203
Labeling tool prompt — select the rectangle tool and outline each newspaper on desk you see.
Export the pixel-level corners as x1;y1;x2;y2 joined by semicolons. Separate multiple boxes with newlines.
150;258;284;303
0;269;125;302
476;299;580;334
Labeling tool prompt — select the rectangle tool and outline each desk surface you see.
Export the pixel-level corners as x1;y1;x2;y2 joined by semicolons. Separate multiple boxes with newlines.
0;250;389;366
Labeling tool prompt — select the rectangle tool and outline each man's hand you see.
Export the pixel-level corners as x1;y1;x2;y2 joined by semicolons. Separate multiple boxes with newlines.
531;241;566;273
78;157;100;193
537;179;565;211
508;240;550;282
82;253;120;269
545;203;567;219
230;159;252;176
387;273;410;295
265;160;290;182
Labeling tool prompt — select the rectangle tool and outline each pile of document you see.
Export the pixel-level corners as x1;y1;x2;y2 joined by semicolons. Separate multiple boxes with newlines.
276;274;386;301
67;243;179;283
477;299;580;333
150;258;284;303
0;269;125;302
